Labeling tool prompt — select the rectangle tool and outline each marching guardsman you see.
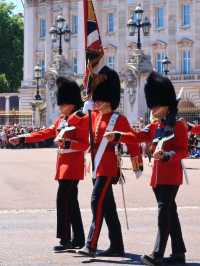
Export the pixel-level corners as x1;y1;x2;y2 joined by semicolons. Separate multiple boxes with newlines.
68;66;141;257
105;71;188;265
191;124;200;135
9;77;87;251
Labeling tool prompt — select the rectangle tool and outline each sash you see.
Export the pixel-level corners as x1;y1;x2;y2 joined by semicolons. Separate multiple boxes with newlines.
93;112;119;179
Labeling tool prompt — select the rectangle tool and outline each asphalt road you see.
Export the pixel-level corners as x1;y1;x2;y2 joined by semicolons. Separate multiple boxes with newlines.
0;149;199;266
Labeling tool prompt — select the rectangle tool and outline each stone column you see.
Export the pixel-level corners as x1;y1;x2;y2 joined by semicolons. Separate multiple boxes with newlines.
77;1;85;74
23;0;36;83
124;49;152;125
45;3;53;70
31;100;43;128
5;95;10;124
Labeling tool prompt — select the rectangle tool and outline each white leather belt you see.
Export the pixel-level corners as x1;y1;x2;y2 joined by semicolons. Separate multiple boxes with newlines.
57;148;80;154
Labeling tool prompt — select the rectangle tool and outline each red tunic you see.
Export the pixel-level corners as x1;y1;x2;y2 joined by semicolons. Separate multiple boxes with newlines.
120;121;188;187
69;111;140;178
191;124;200;135
23;116;88;180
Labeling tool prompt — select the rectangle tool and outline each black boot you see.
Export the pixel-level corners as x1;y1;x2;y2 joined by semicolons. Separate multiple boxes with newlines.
77;246;96;257
71;240;85;249
163;253;186;264
97;247;125;257
53;240;72;251
141;254;163;266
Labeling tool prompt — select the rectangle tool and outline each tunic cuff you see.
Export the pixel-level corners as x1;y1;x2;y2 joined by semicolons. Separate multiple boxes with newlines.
114;132;122;142
64;140;71;149
162;151;176;161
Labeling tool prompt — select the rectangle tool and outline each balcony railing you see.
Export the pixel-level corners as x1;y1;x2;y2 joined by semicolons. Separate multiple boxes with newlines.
169;73;200;81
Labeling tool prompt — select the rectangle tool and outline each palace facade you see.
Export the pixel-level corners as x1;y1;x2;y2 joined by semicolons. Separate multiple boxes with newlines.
1;0;200;126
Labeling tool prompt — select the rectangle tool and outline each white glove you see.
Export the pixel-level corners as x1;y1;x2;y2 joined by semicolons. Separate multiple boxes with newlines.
134;170;142;179
82;100;94;114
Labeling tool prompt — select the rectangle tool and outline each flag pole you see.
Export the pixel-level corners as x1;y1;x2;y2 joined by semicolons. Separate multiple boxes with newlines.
88;109;95;173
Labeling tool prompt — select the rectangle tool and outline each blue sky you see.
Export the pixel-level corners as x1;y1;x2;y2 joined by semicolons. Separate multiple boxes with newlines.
5;0;24;13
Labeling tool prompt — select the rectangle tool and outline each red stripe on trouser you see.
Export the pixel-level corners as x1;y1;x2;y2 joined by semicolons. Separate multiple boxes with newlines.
90;176;113;250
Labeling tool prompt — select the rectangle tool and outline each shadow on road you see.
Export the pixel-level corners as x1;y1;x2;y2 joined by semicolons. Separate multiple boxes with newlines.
54;250;200;266
81;259;200;265
78;252;143;265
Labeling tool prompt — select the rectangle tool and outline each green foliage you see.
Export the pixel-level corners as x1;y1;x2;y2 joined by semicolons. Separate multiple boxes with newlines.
0;1;24;92
0;73;9;92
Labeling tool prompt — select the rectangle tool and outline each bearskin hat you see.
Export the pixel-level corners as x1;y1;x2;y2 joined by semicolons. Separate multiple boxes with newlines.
92;66;121;110
56;77;83;109
144;71;177;109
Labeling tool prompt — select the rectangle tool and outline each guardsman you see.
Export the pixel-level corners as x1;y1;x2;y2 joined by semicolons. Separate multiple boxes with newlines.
191;124;200;135
68;66;141;257
9;77;88;251
105;71;188;266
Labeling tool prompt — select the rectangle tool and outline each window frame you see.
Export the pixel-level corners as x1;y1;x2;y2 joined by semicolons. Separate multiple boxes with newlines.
182;49;191;74
73;57;78;74
72;15;78;34
107;13;114;33
155;7;164;30
155;52;165;74
182;4;191;27
39;18;46;39
107;56;115;70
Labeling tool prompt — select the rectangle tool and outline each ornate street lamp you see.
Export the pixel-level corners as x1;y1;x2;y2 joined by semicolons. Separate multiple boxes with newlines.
162;55;171;76
127;4;151;49
49;14;71;55
34;65;42;100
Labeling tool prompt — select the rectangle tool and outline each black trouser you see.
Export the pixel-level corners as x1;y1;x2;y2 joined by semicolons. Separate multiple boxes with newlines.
56;180;85;245
86;176;124;251
153;185;186;258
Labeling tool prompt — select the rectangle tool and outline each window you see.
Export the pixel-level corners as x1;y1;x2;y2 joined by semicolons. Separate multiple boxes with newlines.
72;15;78;34
182;50;191;74
73;57;78;74
107;56;115;69
39;18;46;38
156;52;165;74
182;4;190;26
107;13;114;33
9;96;19;111
40;59;45;78
0;97;6;111
155;7;164;29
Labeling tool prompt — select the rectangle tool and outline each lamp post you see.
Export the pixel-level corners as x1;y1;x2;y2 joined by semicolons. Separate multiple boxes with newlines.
34;65;42;100
162;55;171;76
49;15;71;55
127;4;151;49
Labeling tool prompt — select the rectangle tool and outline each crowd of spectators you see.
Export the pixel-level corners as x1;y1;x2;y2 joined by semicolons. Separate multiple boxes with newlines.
0;124;54;149
188;133;200;158
0;118;200;158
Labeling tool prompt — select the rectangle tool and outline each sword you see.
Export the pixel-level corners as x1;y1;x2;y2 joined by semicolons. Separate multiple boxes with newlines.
116;145;129;230
177;87;189;185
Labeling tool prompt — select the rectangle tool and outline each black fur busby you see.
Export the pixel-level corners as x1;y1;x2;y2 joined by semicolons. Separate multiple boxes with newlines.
92;66;121;110
144;71;177;109
56;77;83;109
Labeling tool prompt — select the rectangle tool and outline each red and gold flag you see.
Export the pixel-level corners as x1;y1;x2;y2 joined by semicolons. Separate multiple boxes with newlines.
83;0;105;95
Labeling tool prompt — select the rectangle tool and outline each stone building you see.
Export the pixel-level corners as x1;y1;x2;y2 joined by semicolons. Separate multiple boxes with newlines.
10;0;200;126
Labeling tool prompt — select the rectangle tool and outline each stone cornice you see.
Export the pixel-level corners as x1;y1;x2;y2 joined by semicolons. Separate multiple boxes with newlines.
177;38;193;47
103;43;118;52
127;41;138;50
152;40;167;49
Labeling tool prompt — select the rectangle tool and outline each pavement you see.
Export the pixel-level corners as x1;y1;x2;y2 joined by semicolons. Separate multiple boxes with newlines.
0;148;200;266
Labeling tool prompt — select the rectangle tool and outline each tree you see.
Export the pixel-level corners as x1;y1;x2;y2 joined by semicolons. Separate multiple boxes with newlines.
0;1;24;92
0;73;9;92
